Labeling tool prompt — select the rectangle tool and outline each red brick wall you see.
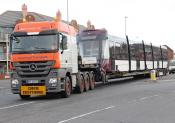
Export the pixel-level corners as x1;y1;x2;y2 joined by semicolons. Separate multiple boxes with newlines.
167;48;174;60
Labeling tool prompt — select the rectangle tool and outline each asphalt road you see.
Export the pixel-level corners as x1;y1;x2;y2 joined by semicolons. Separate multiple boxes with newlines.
0;74;175;123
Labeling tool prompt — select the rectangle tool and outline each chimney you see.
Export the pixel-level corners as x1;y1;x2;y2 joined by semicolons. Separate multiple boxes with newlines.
87;20;95;29
90;25;95;30
56;9;62;22
87;20;91;29
22;4;28;22
71;19;79;32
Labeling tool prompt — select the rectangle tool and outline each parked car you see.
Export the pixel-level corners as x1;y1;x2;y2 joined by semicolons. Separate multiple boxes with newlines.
169;61;175;74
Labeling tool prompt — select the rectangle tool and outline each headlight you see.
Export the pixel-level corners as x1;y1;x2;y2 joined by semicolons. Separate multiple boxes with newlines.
11;79;19;87
49;78;57;87
12;79;19;85
49;78;57;84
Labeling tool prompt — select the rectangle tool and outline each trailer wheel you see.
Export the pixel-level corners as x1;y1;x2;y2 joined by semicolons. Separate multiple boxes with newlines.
84;74;90;91
77;75;85;93
89;72;95;90
61;76;72;98
19;94;30;99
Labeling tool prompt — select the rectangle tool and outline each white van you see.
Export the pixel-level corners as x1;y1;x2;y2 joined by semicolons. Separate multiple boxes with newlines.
169;61;175;74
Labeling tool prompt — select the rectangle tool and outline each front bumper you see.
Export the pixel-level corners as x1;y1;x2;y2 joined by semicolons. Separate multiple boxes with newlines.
11;70;65;94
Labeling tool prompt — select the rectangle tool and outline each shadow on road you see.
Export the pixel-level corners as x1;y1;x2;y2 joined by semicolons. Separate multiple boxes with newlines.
22;76;149;100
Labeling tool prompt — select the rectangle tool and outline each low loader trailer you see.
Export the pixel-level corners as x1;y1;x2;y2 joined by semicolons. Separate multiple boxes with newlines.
10;18;168;99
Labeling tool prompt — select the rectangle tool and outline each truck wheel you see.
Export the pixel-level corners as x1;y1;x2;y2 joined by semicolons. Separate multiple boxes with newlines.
89;72;95;90
61;76;72;98
77;75;85;93
84;74;90;91
19;94;30;99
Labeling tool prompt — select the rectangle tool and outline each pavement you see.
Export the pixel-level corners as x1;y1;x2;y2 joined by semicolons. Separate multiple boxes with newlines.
0;74;175;123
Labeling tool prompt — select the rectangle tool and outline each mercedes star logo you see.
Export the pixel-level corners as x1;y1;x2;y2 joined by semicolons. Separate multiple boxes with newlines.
29;64;37;71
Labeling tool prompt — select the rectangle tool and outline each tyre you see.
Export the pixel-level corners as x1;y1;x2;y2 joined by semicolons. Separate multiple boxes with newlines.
76;74;85;93
61;76;72;98
84;74;90;91
19;94;30;99
89;72;95;90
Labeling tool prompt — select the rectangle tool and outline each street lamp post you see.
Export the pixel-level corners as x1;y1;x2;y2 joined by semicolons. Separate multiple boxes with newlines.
125;16;128;36
6;35;9;74
66;0;71;33
67;0;69;23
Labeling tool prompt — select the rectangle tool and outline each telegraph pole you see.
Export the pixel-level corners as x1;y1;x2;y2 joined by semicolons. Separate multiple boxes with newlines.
67;0;69;23
6;34;9;74
125;16;128;36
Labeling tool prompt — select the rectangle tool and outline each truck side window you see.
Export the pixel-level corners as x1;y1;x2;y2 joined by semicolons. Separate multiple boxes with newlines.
60;34;68;50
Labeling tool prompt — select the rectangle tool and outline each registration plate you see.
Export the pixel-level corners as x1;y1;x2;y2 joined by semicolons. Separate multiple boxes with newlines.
21;86;46;96
27;80;39;84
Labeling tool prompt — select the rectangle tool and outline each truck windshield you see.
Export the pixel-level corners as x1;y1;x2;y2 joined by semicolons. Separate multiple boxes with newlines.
77;30;107;59
11;34;58;53
79;40;100;58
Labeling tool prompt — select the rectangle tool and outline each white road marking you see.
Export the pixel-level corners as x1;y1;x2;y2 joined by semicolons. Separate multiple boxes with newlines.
139;95;159;101
57;106;115;123
130;99;139;104
139;97;149;101
147;95;159;98
152;95;159;97
0;102;35;110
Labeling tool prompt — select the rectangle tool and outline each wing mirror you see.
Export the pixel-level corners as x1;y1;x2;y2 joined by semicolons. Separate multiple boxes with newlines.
60;34;68;54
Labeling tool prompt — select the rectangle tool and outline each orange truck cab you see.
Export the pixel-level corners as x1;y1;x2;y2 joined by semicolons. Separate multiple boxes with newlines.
10;21;78;99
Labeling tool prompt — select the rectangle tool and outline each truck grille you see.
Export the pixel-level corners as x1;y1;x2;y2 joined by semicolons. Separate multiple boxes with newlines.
13;61;54;77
